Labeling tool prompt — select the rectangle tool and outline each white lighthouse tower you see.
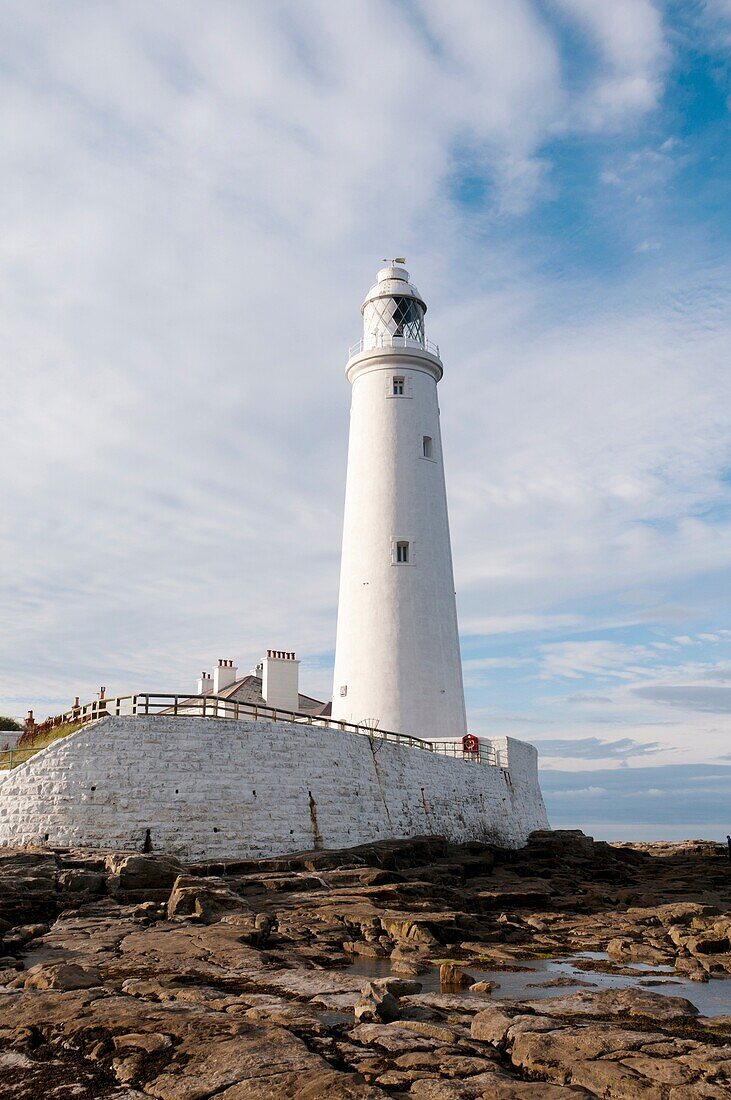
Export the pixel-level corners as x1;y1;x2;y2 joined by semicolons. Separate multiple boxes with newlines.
331;262;468;742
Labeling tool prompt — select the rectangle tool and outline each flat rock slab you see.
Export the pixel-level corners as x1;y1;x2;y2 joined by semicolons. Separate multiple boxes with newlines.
524;986;700;1021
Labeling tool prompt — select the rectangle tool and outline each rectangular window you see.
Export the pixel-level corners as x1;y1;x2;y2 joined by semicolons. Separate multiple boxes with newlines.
396;540;409;563
422;435;433;458
392;376;405;396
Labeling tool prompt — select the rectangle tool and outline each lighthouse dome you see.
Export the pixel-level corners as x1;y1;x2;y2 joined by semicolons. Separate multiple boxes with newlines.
361;262;427;351
361;264;426;313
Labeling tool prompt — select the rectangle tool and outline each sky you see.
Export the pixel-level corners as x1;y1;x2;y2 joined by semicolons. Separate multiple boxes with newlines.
1;1;729;839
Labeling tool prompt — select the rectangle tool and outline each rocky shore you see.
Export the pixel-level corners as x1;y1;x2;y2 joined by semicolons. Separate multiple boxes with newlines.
1;831;730;1098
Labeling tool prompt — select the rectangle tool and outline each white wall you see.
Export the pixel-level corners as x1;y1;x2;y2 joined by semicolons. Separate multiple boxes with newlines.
0;718;548;860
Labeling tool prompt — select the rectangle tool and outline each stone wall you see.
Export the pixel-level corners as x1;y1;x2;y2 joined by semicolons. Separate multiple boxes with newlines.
0;717;549;860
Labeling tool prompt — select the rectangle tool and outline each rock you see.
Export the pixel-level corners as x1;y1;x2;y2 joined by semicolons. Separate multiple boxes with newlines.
607;936;672;964
525;987;700;1021
113;1032;173;1053
392;959;427;976
354;982;401;1023
399;1020;468;1043
350;1023;436;1053
371;977;423;997
675;956;711;982
23;962;103;990
395;1052;441;1070
295;1069;390;1096
408;1072;508;1097
403;992;496;1015
475;883;553;910
509;1025;659;1082
112;1054;144;1084
166;874;249;922
105;853;183;896
57;869;107;895
142;1025;332;1098
14;923;48;943
483;1086;595;1099
570;1058;665;1097
439;963;474;987
349;940;388;958
438;1055;499;1077
468;980;496;993
470;1005;519;1045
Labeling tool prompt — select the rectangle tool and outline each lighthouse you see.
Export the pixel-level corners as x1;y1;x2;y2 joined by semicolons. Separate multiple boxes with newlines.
331;262;468;741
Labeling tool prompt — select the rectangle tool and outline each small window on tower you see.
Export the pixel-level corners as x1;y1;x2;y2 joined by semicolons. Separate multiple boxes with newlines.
422;435;433;458
392;376;405;396
396;541;409;564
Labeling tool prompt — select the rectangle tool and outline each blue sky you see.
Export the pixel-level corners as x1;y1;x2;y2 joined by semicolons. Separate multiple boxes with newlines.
0;1;729;838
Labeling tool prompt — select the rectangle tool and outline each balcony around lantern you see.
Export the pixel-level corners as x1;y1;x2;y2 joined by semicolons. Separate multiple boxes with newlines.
348;332;441;359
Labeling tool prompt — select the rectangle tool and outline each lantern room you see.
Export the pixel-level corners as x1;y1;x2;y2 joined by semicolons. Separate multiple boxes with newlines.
361;262;427;351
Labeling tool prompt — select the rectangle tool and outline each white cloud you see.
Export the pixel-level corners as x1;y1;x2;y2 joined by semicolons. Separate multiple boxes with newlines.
538;641;654;680
552;785;608;797
553;0;667;127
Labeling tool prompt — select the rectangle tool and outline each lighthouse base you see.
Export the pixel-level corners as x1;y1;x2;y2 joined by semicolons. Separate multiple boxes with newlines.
0;717;549;860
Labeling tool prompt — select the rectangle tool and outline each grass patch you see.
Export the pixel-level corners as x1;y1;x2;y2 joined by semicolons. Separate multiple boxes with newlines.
0;721;81;770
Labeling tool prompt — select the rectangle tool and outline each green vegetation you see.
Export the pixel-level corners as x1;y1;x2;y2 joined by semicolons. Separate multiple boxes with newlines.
0;716;21;732
0;721;81;770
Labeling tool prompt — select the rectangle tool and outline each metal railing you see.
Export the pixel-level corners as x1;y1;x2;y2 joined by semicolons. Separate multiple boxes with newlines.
348;334;441;359
0;744;50;772
0;692;501;772
431;739;507;768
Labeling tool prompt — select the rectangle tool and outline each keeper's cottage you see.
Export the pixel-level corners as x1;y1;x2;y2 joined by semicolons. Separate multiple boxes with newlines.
0;264;548;859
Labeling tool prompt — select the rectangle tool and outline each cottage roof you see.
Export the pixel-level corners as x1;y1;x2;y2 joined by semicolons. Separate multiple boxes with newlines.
193;674;328;716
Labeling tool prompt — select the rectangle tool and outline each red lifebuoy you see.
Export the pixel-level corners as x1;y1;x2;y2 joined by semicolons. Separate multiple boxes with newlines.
462;734;479;753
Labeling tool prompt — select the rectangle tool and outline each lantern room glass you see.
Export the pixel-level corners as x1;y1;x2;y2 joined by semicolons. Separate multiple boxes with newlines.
363;295;425;350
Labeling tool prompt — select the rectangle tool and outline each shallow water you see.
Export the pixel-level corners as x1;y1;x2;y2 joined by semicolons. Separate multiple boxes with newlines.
346;952;731;1017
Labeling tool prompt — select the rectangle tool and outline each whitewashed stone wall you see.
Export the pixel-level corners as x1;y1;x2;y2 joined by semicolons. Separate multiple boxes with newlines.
0;718;548;861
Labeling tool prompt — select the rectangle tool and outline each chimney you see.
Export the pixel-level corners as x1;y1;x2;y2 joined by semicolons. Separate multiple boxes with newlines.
197;671;213;695
261;650;300;712
213;659;238;694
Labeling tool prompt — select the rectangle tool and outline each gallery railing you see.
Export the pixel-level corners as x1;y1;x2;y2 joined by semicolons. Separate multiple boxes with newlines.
0;693;503;771
348;334;441;359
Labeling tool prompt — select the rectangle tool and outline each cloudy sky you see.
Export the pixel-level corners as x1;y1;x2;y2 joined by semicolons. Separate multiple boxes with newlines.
1;1;729;838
